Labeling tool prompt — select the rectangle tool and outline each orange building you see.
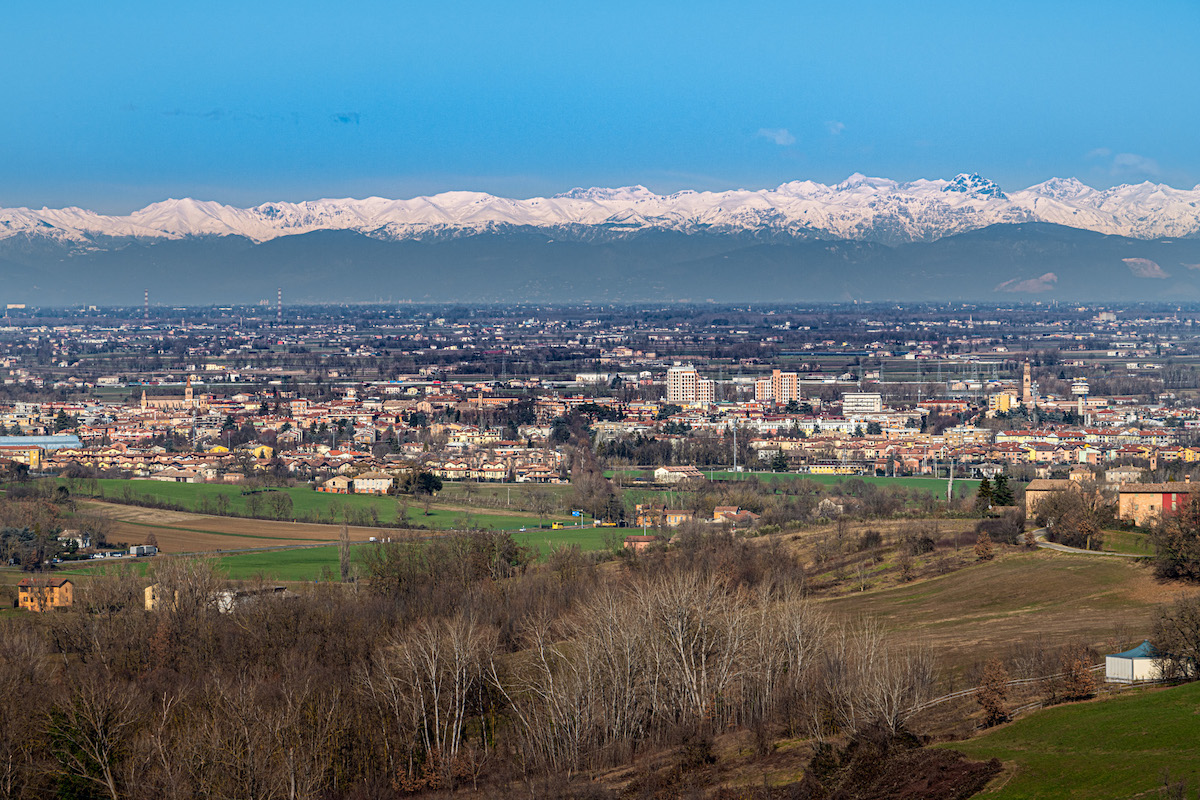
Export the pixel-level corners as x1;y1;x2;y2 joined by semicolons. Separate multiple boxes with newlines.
1118;482;1195;527
17;576;74;611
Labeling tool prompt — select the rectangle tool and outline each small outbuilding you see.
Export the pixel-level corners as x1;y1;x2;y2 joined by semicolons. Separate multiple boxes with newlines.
1105;640;1162;683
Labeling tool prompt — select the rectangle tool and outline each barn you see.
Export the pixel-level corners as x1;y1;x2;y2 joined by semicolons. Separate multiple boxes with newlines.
1105;641;1162;683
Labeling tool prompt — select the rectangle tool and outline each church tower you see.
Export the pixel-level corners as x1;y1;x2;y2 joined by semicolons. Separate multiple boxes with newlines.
185;375;194;406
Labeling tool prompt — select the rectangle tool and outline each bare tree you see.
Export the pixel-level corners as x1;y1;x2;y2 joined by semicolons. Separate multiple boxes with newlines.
47;676;142;800
338;525;352;583
636;571;748;731
368;614;495;787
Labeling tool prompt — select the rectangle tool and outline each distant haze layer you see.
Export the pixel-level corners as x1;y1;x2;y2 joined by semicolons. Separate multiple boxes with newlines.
5;174;1200;305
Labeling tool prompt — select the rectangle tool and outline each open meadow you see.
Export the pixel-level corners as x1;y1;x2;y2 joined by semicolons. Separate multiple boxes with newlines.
58;499;619;582
947;681;1200;799
66;478;591;530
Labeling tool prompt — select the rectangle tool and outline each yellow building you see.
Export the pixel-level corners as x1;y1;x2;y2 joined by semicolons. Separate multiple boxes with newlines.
0;444;43;469
18;576;73;611
807;463;860;475
988;392;1017;414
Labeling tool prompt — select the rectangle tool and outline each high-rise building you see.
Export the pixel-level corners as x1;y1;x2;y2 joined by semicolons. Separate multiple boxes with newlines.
754;377;773;403
771;369;799;405
666;365;699;404
666;364;715;406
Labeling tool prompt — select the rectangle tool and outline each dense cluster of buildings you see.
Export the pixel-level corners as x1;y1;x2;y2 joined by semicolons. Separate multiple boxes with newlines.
0;352;1193;497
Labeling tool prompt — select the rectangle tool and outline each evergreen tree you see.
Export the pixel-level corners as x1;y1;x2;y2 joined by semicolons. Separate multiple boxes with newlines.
770;451;789;472
992;474;1014;506
976;477;994;508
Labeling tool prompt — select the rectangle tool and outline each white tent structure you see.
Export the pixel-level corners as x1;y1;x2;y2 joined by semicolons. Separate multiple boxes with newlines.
1105;641;1162;683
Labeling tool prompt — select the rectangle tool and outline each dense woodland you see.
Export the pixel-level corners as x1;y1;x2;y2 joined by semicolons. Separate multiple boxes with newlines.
0;524;1016;800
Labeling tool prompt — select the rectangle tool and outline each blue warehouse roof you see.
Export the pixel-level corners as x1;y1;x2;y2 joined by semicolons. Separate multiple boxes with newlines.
0;435;83;451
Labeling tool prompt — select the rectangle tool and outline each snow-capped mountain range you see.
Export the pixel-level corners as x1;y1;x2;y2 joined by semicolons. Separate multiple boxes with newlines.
5;173;1200;248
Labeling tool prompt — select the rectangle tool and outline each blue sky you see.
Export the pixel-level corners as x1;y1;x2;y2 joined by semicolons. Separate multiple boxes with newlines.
3;0;1198;212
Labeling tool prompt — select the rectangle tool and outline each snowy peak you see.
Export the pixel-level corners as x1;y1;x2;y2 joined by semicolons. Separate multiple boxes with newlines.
942;173;1006;199
4;175;1200;247
552;185;655;202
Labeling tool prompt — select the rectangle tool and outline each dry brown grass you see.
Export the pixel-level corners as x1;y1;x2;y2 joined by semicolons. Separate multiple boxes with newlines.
822;548;1200;671
79;499;418;554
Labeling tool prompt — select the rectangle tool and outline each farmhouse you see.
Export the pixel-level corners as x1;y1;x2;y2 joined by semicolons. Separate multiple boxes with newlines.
623;535;658;552
1024;479;1076;518
18;576;74;612
319;475;352;494
352;471;394;495
1118;482;1195;527
653;465;705;484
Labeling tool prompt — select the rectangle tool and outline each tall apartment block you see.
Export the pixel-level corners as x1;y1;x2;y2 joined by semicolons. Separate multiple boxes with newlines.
666;364;715;405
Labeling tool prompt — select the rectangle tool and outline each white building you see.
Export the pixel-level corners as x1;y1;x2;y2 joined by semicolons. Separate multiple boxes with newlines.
842;393;883;416
666;365;698;404
666;365;715;406
1105;641;1162;683
754;377;773;403
352;471;394;495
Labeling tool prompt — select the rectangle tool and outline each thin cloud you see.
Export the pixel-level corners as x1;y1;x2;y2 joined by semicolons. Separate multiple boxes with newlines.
157;108;275;123
1111;152;1160;176
332;112;360;125
1086;147;1160;178
757;128;795;146
825;120;845;135
162;108;230;121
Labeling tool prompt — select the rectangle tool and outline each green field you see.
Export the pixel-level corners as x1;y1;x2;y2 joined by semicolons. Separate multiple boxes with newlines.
824;551;1161;671
511;527;616;558
948;682;1200;799
1102;529;1154;556
210;526;617;581
217;545;344;581
66;478;589;531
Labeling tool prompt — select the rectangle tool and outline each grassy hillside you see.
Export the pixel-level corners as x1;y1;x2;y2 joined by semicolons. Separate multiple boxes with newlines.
948;682;1200;799
822;550;1191;670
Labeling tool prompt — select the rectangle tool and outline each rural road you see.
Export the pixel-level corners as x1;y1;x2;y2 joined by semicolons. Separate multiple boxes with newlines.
1032;527;1147;558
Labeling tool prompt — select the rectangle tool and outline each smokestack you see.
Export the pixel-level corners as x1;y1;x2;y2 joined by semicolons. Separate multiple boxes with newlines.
277;287;282;323
144;289;148;321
